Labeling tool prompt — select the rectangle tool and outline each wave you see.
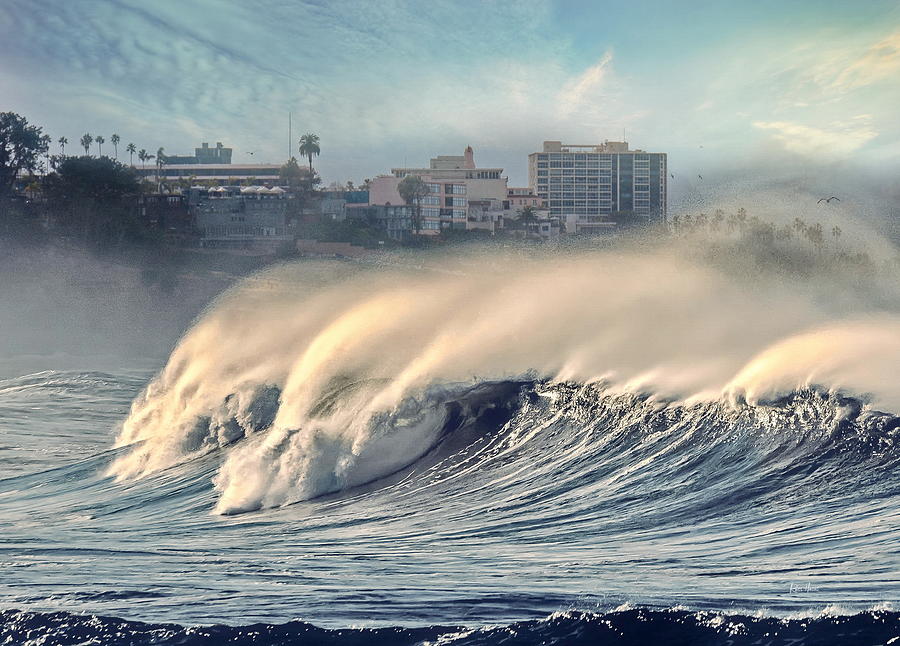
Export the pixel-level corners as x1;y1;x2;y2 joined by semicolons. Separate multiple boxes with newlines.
4;607;899;645
107;248;900;513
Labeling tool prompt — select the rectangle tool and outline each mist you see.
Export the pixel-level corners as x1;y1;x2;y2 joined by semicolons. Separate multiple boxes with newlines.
104;224;900;513
0;241;243;378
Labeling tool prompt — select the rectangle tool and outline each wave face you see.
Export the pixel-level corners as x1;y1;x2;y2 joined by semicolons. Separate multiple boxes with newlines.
5;247;900;642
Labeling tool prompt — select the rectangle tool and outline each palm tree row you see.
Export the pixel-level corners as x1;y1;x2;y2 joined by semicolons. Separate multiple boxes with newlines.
66;133;148;164
61;133;163;178
672;209;847;255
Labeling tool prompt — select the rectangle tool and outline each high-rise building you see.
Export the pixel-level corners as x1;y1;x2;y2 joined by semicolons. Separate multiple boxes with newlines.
528;141;667;229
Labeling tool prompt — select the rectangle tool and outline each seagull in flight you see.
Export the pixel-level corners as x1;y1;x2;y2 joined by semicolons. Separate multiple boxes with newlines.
698;174;703;180
670;172;675;179
817;196;841;204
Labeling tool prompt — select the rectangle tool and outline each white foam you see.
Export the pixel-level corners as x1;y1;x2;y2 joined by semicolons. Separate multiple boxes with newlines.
107;243;900;513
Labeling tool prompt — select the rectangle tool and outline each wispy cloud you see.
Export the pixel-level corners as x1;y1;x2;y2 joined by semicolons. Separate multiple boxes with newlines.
1;0;898;183
753;116;877;157
831;30;900;91
558;51;614;118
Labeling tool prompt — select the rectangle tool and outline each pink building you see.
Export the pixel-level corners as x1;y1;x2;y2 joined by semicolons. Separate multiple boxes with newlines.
506;187;546;210
369;147;508;234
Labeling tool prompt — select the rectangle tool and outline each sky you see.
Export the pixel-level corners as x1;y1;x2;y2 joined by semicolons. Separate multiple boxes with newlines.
2;0;900;195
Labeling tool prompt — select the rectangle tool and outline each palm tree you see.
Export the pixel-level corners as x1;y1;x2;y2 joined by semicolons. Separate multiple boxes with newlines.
40;134;51;174
58;136;68;156
138;149;154;170
126;143;136;166
111;134;120;159
95;135;105;156
80;133;93;155
155;147;166;188
298;133;320;172
398;174;429;236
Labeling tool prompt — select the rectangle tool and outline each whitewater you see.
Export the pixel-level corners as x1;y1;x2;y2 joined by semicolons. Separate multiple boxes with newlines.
2;238;900;645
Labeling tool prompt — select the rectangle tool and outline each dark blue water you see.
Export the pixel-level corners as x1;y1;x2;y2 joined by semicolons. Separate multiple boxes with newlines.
2;369;899;644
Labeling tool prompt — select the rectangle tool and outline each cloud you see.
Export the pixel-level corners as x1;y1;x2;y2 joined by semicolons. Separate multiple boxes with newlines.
831;30;900;91
558;51;614;118
752;117;877;157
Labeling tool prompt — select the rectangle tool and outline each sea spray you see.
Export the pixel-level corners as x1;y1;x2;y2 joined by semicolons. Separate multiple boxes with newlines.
108;242;900;512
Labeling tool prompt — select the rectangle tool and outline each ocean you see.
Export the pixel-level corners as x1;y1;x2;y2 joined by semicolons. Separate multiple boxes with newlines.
1;244;899;645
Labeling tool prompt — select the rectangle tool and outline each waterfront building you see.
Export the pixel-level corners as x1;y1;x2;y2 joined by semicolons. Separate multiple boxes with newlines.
318;189;370;221
191;185;293;249
365;204;414;241
369;146;508;234
528;140;667;229
505;187;546;211
135;193;192;232
136;163;281;185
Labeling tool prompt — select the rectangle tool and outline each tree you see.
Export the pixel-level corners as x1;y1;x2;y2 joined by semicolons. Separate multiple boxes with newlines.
126;142;136;166
519;204;538;223
0;112;49;198
80;133;93;155
111;133;120;159
58;136;68;156
40;134;52;174
44;155;142;247
805;222;824;252
279;156;320;190
138;149;154;172
398;174;430;236
46;155;139;202
298;133;320;172
155;147;165;188
95;135;105;156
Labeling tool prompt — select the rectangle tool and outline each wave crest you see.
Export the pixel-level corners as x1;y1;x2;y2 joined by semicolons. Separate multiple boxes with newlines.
108;250;900;513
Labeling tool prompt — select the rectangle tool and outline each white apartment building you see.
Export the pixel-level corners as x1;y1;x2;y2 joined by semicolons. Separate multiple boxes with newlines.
528;140;667;230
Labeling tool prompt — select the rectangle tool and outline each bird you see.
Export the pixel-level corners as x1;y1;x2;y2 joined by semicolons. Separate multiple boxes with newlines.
817;196;841;204
670;172;675;179
246;151;258;156
698;174;703;180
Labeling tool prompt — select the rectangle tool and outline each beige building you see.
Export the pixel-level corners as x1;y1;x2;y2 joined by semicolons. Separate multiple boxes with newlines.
369;146;508;234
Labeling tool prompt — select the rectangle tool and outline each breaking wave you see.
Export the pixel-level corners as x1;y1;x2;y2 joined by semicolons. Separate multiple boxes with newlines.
105;247;900;514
